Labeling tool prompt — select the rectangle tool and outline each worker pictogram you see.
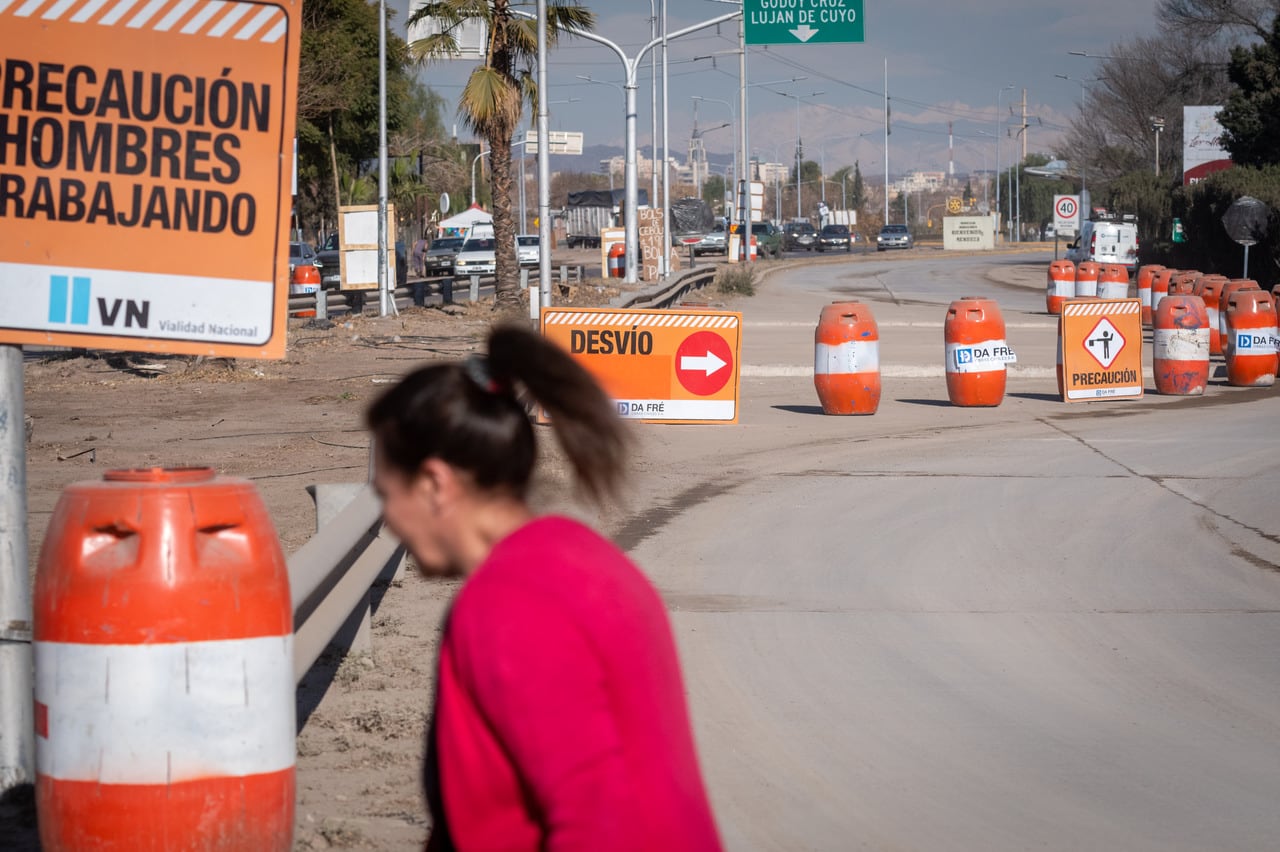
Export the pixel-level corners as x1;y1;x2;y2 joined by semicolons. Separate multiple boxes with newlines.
1084;318;1125;368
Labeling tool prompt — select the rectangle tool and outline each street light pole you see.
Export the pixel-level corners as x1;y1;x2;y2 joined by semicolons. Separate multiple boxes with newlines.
995;83;1013;242
777;89;823;220
470;148;489;207
1151;115;1165;176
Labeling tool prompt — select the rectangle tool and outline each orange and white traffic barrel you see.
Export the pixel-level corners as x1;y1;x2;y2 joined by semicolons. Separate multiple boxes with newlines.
1196;275;1230;355
289;264;322;318
1074;261;1100;297
607;242;625;278
1219;279;1262;345
945;297;1014;407
1150;267;1178;313
34;467;295;852
1046;259;1075;314
1152;295;1210;395
749;235;759;262
1137;264;1166;326
1169;270;1201;296
1098;264;1130;300
815;301;881;415
1222;289;1279;387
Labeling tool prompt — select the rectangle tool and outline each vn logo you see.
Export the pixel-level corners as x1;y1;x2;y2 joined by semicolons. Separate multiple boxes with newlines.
48;276;150;329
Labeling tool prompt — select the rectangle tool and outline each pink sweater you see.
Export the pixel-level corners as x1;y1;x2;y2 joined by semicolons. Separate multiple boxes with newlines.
426;516;723;852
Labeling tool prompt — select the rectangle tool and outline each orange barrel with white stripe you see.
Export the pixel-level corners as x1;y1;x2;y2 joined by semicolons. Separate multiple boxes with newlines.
815;301;881;415
1046;259;1075;314
1222;289;1279;387
1074;261;1100;297
1097;264;1130;300
1196;275;1230;355
289;264;321;318
607;242;625;278
1150;267;1178;313
1152;295;1210;395
749;235;758;261
1137;264;1166;325
34;467;295;852
1169;270;1200;296
945;298;1013;407
1218;279;1262;344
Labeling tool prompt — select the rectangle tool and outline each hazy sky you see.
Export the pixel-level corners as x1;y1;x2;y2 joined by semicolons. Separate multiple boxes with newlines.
394;0;1162;175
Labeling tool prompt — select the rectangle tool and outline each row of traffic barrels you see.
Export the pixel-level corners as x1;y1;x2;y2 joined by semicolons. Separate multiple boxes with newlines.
1047;259;1280;392
815;297;1014;413
1046;260;1131;312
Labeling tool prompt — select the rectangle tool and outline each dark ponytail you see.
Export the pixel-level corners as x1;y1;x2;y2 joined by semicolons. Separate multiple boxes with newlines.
366;324;629;503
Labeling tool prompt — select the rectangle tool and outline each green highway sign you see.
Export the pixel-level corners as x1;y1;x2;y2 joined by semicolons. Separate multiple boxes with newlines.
744;0;864;45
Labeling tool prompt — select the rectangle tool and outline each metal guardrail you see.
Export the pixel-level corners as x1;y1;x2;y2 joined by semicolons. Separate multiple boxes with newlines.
287;264;717;684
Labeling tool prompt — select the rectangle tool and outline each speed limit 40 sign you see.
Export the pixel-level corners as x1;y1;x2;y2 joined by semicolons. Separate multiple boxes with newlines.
1054;195;1080;237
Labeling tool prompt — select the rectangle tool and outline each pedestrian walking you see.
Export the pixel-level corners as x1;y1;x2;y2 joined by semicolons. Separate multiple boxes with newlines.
366;325;724;852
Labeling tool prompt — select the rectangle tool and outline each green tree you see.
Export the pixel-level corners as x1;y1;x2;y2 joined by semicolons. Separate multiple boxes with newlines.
702;174;728;213
296;0;414;238
852;161;866;210
1219;14;1280;167
409;0;594;310
963;178;975;206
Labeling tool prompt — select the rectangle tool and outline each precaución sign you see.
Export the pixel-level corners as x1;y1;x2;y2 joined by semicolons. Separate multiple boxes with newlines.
0;0;300;359
1059;299;1144;401
542;307;742;424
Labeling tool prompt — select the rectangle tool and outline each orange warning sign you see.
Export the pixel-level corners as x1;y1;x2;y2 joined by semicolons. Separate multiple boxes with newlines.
542;307;741;424
1060;298;1144;401
0;0;300;359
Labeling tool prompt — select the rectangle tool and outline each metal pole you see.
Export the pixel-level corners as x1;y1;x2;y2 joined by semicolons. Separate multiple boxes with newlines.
660;0;670;278
795;96;802;219
519;145;527;235
0;345;33;794
536;0;552;313
883;58;889;224
995;86;1004;243
624;78;640;283
740;14;749;261
649;0;658;211
377;0;389;316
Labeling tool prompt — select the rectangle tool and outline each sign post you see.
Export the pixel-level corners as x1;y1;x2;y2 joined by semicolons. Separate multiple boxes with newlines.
744;0;865;44
1053;195;1080;260
0;0;301;794
542;308;742;423
1059;299;1144;402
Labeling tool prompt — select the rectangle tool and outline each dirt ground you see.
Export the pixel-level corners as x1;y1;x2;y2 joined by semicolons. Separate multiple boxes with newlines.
9;270;724;850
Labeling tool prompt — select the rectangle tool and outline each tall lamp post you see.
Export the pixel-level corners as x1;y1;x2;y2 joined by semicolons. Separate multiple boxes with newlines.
995;83;1014;242
1150;115;1165;177
692;95;738;204
777;89;824;219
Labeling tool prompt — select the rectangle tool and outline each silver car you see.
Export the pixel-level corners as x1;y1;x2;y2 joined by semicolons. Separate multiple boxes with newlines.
876;224;914;251
516;235;541;268
453;237;497;277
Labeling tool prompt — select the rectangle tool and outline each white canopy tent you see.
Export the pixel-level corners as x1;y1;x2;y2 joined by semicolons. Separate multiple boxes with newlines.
437;205;493;238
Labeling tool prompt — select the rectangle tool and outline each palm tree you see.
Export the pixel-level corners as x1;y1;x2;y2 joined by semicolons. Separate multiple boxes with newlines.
408;0;595;310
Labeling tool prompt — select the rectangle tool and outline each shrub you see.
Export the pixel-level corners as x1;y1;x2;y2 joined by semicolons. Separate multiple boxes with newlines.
713;264;756;297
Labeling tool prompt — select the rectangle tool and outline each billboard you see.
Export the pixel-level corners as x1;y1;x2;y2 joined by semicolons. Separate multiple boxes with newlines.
1183;106;1233;186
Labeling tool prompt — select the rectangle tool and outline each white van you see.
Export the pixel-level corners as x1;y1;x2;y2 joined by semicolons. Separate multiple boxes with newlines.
1066;217;1139;273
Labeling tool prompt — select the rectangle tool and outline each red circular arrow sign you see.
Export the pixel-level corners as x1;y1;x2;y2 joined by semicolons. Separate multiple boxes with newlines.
675;331;733;396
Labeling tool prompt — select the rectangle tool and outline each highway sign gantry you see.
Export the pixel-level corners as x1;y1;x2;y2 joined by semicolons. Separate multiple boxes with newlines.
744;0;864;45
542;308;741;424
0;0;301;359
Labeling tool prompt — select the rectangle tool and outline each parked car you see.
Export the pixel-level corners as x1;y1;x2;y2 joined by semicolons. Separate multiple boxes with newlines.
815;224;852;252
453;237;497;277
288;241;320;275
750;221;783;258
783;220;817;251
423;237;464;277
1065;217;1139;273
876;224;914;251
515;235;542;268
693;221;728;256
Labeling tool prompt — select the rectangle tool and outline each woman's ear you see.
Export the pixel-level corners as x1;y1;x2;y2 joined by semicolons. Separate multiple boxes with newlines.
417;457;464;515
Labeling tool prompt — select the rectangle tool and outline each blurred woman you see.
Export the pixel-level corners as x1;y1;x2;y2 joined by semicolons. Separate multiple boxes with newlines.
366;325;723;852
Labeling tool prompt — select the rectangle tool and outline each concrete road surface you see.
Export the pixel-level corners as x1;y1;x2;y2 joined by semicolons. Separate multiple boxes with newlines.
625;252;1280;851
